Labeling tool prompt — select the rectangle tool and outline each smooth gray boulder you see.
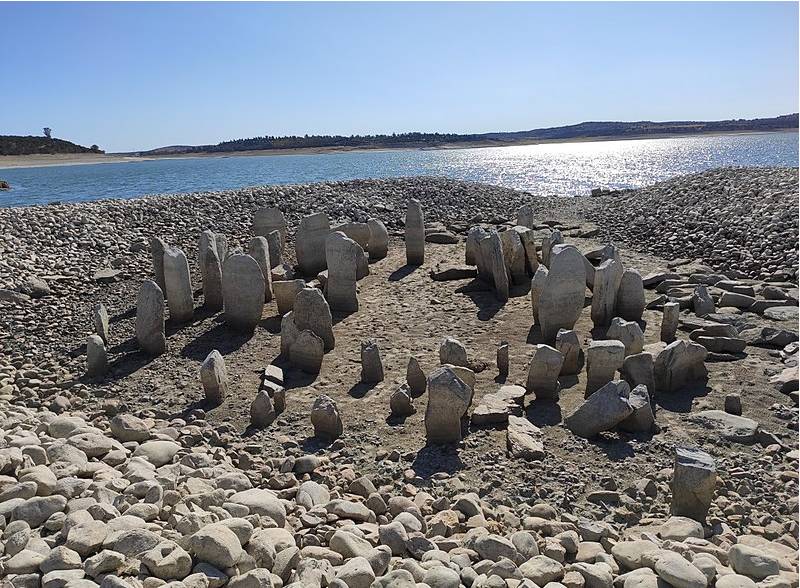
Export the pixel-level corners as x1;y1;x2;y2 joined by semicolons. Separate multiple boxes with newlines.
689;410;759;443
136;280;166;356
564;380;634;438
326;231;362;313
591;258;624;328
425;366;471;444
248;236;274;302
312;395;343;440
466;226;488;270
671;446;716;522
200;350;227;406
692;285;715;317
253;207;287;251
335;221;371;250
525;345;564;400
293;287;335;351
660;302;680;343
149;237;167;295
616;269;646;321
541;230;563;268
406;357;427;396
586;340;625;397
530;265;548;323
222;254;265;333
163;247;193;323
606;317;645;356
439;336;469;368
361;339;385;384
654;340;708;394
86;335;108;378
367;218;389;260
405;199;425;266
555;329;581;375
497;341;509;378
538;244;586;341
202;245;223;311
274;279;305;316
620;352;655;397
296;212;331;276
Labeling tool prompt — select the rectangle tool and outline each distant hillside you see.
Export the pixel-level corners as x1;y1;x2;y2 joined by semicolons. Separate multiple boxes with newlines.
0;135;103;156
137;114;798;155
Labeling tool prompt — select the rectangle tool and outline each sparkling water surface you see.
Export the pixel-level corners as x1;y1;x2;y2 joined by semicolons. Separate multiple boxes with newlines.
1;131;797;207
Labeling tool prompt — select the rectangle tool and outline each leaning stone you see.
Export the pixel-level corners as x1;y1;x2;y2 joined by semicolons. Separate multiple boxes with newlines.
586;340;625;397
293;287;335;351
150;237;167;294
135;280;167;355
163;246;193;323
607;317;645;356
507;415;544;460
620;352;655;397
516;226;539;274
564;380;634;438
671;446;716;522
86;335;108;378
618;385;654;433
526;345;564;400
222;254;265;333
660;302;680;343
92;303;110;345
439;337;469;368
367;218;389;260
541;230;563;268
538;245;587;341
312;395;343;440
616;270;646;321
266;230;283;268
326;231;362;313
296;212;331;276
654;340;708;394
253;207;287;250
390;385;415;417
728;545;780;581
497;341;509;378
406;357;427;396
361;339;385;384
556;329;581;375
425;366;471;444
274;279;305;316
248;237;274;303
202;245;223;311
200;350;227;406
405;199;425;266
692;285;715;317
591;258;624;328
291;330;324;374
250;390;276;428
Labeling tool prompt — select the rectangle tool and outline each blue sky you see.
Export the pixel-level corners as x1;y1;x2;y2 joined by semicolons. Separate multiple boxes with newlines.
1;2;797;152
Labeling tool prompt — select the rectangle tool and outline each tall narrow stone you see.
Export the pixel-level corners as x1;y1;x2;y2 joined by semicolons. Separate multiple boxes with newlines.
425;366;471;444
530;266;549;323
248;236;274;303
202;245;223;311
497;341;509;378
516;227;539;274
150;237;167;295
214;233;228;264
325;231;362;313
163;247;193;323
367;218;389;260
555;329;581;375
479;231;509;302
222;254;265;333
280;311;300;357
311;395;343;440
136;280;166;356
92;303;110;345
586;340;625;397
591;258;624;328
671;447;716;522
253;207;287;251
296;212;331;276
654;340;708;394
541;230;563;268
291;330;324;374
293;287;335;351
439;337;469;368
273;279;305;316
200;350;228;406
616;269;646;322
660;302;680;343
361;340;385;384
517;205;534;229
500;229;527;285
406;357;427;396
466;226;488;270
266;231;283;269
525;345;564;400
405;199;425;266
538;245;586;341
198;229;217;284
86;335;108;378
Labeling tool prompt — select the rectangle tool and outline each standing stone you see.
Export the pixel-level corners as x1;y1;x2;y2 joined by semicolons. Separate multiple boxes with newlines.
555;329;581;375
150;237;167;295
606;317;645;356
724;393;742;416
202;245;223;311
296;212;331;276
530;266;549;323
616;269;646;321
425;367;471;444
660;302;680;343
564;380;634;438
311;395;343;440
591;258;623;328
654;340;708;394
280;311;300;357
620;352;655;397
516;227;539;274
163;247;193;323
586;340;625;397
266;231;283;269
497;341;509;378
538;245;587;341
480;231;510;302
525;345;564;400
466;226;488;269
405;199;425;266
692;285;715;317
213;233;228;263
367;218;389;260
671;447;716;522
92;303;110;345
198;229;217;284
291;330;324;374
326;231;362;313
248;237;274;303
293;287;335;351
250;390;276;428
222;254;265;333
618;384;655;433
253;207;287;251
136;280;166;355
390;385;415;417
541;230;563;268
439;337;469;368
86;335;108;378
335;222;371;250
361;340;385;384
406;357;427;396
517;205;534;229
274;279;305;316
500;229;528;285
200;350;227;406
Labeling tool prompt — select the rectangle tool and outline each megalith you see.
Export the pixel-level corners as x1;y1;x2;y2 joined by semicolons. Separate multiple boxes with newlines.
149;237;167;295
253;207;287;251
335;222;371;250
361;339;385;384
538;244;587;342
202;245;223;311
200;350;228;406
405;199;425;266
530;266;549;323
555;329;581;376
266;231;283;269
248;236;274;303
163;246;193;323
439;336;470;368
616;269;646;322
296;212;331;276
293;287;335;351
525;345;564;400
325;231;362;313
517;205;534;229
692;285;715;317
620;352;655;397
671;446;716;522
425;366;471;444
406;357;427;396
86;335;108;378
654;340;708;394
273;279;305;316
515;226;539;274
500;229;528;285
591;258;623;328
367;218;389;260
92;303;110;345
311;395;343;440
606;317;645;356
586;340;625;397
564;380;634;439
466;226;488;269
136;280;166;356
479;231;509;302
291;330;325;374
222;254;265;333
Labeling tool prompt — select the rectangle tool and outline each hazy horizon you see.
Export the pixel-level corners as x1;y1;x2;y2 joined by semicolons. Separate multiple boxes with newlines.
1;2;797;152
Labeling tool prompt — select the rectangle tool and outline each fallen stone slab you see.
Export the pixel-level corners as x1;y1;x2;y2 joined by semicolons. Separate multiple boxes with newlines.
642;272;681;288
763;305;799;321
426;231;459;244
689;410;759;443
694;336;747;354
471;385;526;426
430;264;478;281
506;415;544;460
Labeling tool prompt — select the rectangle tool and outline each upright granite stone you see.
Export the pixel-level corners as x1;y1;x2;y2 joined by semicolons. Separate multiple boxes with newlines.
481;231;510;302
591;258;624;328
439;337;469;368
659;302;680;343
200;350;228;406
202;245;223;311
367;218;389;260
466;226;488;269
525;345;564;400
530;266;549;323
92;303;110;345
293;287;335;351
517;205;534;229
541;230;563;268
500;229;528;285
266;231;283;269
406;357;427;396
150;237;167;295
296;212;331;276
516;226;539;274
564;380;634;438
280;311;300;357
326;231;362;313
538;244;587;341
253;207;288;251
555;329;581;375
390;385;415;417
692;285;715;317
361;339;385;384
586;340;626;397
198;229;217;284
222;254;265;333
671;447;716;522
405;199;425;266
291;330;324;374
136;280;166;356
274;279;305;316
606;317;645;356
335;222;371;250
86;335;108;378
311;395;343;440
616;269;646;322
163;247;193;323
250;390;276;428
620;352;655;397
248;236;274;303
654;340;708;394
425;367;471;444
213;233;228;263
497;341;509;378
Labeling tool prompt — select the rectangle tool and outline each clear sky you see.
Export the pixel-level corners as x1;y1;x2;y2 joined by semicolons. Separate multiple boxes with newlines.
1;2;797;152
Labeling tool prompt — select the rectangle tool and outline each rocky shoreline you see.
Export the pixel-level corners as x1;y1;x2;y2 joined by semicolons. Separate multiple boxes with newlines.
0;168;797;588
